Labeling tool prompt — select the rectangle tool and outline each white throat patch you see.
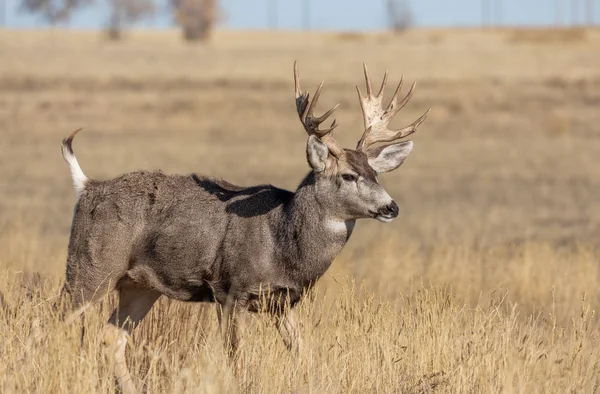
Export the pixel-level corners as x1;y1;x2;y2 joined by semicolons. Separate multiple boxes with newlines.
325;219;348;233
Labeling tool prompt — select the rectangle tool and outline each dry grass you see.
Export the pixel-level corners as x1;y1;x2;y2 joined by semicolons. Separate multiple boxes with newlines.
1;28;600;393
2;240;600;393
507;27;590;45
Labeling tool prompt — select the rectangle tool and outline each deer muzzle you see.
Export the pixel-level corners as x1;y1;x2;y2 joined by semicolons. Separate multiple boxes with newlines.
375;201;399;222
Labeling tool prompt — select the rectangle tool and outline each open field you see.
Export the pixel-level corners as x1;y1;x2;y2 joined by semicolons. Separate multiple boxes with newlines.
1;28;600;392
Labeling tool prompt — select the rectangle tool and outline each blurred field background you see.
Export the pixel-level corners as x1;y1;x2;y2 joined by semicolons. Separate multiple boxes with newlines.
1;26;600;392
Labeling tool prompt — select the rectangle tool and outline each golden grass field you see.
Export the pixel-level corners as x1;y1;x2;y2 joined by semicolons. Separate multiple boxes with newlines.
1;27;600;392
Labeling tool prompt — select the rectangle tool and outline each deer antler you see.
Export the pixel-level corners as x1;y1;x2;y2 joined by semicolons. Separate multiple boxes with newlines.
356;63;430;155
294;61;344;158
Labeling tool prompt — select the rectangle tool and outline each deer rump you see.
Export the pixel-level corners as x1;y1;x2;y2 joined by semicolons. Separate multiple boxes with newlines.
66;170;311;313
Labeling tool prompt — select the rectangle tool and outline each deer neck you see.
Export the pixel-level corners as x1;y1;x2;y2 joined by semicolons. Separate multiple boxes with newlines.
282;173;355;270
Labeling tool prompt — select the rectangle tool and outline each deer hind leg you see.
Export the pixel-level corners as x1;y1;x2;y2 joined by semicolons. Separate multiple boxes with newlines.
61;268;124;346
276;310;301;354
104;285;160;394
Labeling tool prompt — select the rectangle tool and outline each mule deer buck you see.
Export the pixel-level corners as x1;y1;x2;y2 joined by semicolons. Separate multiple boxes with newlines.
61;62;429;393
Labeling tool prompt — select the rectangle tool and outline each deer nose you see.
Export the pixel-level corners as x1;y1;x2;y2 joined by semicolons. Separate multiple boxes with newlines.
379;201;399;218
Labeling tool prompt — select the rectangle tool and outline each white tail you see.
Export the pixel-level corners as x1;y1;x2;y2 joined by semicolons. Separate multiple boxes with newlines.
61;128;88;198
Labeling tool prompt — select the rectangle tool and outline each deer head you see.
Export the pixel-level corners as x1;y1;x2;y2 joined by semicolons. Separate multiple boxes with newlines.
294;62;430;223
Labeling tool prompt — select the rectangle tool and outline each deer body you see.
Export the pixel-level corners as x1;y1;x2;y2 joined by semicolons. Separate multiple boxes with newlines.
67;170;352;311
62;63;429;393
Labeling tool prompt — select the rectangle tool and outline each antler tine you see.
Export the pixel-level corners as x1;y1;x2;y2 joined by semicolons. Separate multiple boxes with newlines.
388;75;404;110
306;81;324;121
356;65;429;153
294;61;302;99
374;108;431;144
377;69;388;98
315;104;340;125
392;80;415;116
362;63;388;101
293;61;344;157
363;63;373;97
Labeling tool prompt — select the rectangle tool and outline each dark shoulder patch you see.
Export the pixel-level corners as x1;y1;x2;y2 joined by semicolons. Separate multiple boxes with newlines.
191;174;293;204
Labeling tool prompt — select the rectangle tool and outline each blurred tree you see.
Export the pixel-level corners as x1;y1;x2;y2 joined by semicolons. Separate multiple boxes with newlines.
106;0;155;40
20;0;92;25
171;0;219;41
386;0;412;33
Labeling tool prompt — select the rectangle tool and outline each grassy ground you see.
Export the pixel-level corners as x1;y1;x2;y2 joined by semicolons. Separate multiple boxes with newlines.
1;28;600;393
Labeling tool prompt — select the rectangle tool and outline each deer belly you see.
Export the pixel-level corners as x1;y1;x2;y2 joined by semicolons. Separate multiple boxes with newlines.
126;263;217;303
244;284;303;313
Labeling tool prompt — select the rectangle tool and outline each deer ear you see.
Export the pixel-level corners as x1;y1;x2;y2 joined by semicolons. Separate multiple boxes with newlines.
306;135;329;172
367;141;413;174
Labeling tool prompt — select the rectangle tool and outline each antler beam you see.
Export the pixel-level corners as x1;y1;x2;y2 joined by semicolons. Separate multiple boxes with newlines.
294;61;344;158
356;63;430;154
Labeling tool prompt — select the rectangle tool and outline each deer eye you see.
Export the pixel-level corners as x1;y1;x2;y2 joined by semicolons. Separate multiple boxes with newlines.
341;174;357;182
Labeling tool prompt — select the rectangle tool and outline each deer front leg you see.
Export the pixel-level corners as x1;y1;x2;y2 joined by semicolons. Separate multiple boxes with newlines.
216;302;246;360
276;310;301;354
